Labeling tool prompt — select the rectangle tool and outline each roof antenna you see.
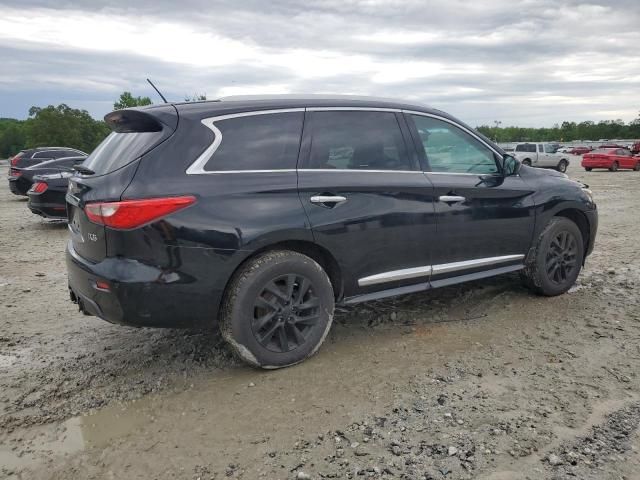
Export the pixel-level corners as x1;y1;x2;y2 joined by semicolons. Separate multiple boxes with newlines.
147;78;168;103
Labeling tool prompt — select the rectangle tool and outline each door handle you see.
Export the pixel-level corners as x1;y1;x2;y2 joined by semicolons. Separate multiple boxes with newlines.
438;195;466;203
310;195;347;205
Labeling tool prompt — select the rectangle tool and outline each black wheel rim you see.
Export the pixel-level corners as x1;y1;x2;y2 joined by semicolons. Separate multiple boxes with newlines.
251;274;321;353
545;230;578;285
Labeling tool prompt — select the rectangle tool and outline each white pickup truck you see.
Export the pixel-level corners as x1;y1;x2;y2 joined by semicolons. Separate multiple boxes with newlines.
513;143;570;173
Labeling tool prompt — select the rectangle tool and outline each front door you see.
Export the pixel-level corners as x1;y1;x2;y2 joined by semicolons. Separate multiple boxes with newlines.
405;113;536;284
297;109;437;298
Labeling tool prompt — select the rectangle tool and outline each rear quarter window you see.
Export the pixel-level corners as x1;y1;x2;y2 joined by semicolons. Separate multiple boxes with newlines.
203;112;303;171
82;130;169;175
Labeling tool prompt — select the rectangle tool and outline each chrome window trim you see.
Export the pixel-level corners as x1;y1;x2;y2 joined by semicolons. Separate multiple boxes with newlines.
300;169;419;174
185;108;305;175
357;254;525;287
306;106;401;112
186;106;506;175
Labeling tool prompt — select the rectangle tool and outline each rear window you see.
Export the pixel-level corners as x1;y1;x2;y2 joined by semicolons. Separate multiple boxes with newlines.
82;130;168;175
204;112;303;171
515;144;536;153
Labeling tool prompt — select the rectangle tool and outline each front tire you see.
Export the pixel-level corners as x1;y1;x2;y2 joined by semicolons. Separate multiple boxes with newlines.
220;250;335;369
520;217;584;296
522;159;532;167
609;161;619;172
585;167;592;171
557;159;568;173
634;162;640;171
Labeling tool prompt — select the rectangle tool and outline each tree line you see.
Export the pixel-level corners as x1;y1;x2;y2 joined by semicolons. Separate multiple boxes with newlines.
2;94;638;158
476;117;640;144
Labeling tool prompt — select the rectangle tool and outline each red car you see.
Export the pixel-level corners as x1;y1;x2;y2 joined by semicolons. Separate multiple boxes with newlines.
582;148;640;172
569;146;592;155
631;142;640;155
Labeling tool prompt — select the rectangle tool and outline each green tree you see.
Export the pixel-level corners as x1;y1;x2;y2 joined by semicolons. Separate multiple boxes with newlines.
25;104;110;153
113;91;152;110
0;118;27;157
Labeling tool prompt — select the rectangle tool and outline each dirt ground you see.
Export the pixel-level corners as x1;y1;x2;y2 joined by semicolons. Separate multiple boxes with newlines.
1;159;639;480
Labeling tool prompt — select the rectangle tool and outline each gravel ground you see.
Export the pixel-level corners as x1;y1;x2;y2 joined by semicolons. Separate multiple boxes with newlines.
1;160;639;480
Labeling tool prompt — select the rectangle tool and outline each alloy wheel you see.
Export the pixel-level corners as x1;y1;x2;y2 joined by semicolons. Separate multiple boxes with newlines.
545;230;578;285
251;274;321;353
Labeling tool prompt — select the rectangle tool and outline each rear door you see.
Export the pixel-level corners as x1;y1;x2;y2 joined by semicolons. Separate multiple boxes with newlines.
297;109;436;297
616;149;635;169
405;113;536;284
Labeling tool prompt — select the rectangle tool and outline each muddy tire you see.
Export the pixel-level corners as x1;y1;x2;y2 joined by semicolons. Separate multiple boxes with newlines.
557;159;568;173
220;250;334;369
520;217;584;296
610;161;619;172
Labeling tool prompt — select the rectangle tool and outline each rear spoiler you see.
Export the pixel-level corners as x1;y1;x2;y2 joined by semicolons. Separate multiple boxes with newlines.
104;106;178;133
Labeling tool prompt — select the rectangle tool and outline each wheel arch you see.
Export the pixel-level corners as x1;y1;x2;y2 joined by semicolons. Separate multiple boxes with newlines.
552;208;591;264
221;240;345;310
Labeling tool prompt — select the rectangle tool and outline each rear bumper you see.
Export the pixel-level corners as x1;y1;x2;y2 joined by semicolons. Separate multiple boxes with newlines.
8;177;29;196
66;241;225;328
28;195;67;219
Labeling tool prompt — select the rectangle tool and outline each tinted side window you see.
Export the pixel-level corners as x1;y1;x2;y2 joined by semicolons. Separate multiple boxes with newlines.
411;115;498;174
538;144;544;153
305;111;413;171
204;112;303;171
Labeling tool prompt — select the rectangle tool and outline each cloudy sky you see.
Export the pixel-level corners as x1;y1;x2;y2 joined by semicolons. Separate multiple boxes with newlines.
0;0;638;127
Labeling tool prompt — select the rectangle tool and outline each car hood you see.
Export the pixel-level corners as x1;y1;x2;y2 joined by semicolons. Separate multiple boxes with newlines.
519;164;587;188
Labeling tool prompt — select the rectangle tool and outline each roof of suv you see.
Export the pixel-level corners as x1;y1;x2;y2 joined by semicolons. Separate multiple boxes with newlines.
167;94;445;119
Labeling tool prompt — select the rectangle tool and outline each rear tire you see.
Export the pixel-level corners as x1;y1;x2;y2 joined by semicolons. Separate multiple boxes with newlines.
220;250;335;369
609;161;619;172
557;159;568;173
520;217;584;296
634;162;640;171
522;159;532;166
585;167;592;171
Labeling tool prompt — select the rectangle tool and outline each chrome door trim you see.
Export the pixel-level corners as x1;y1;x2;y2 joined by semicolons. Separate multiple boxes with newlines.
357;254;525;287
359;265;433;287
301;169;419;174
185;108;305;175
431;255;525;275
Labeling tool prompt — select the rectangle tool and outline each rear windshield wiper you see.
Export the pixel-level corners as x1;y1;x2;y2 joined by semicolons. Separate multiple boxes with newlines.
72;165;95;175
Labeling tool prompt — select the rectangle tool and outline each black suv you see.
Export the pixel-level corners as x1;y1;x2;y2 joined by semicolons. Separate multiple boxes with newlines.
66;96;597;368
9;147;87;195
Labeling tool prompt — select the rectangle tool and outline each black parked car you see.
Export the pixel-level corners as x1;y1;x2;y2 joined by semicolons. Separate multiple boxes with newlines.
66;96;598;369
9;155;86;196
10;147;87;169
28;171;73;219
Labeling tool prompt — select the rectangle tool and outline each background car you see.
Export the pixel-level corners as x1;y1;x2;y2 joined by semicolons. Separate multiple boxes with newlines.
631;141;640;155
568;146;592;155
8;155;86;196
10;147;87;168
512;142;570;172
27;171;73;219
582;148;640;171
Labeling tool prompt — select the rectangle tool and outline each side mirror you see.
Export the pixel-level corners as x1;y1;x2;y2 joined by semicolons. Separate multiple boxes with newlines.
502;154;520;176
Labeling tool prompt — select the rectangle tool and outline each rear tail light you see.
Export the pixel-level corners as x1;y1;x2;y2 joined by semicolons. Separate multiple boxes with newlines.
32;182;48;193
10;154;22;166
84;196;196;229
